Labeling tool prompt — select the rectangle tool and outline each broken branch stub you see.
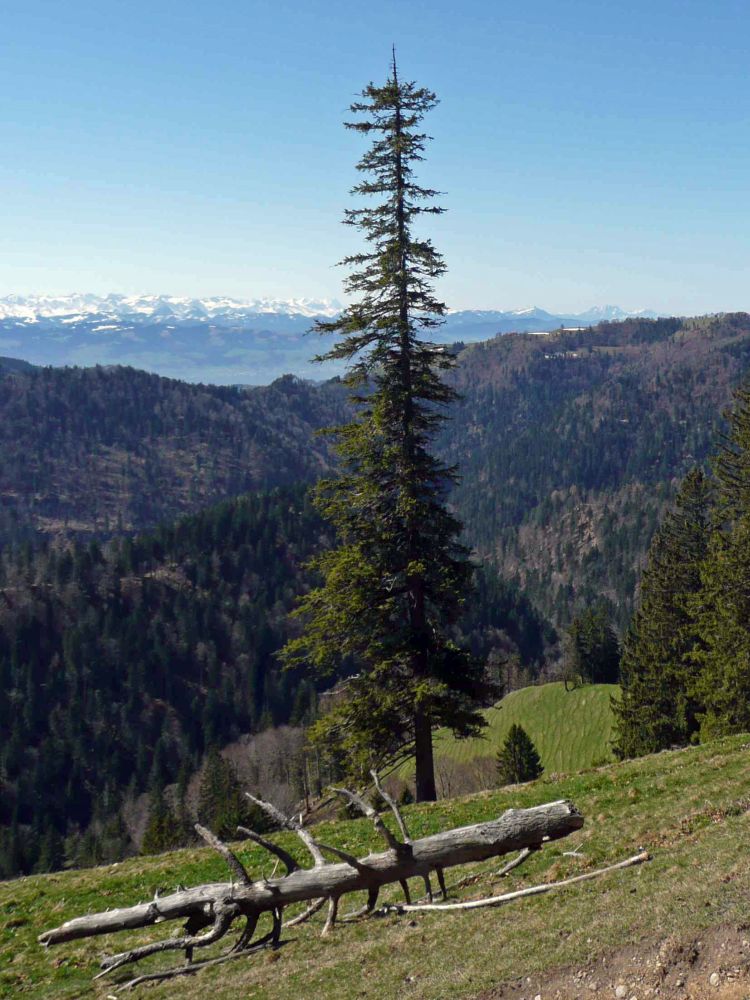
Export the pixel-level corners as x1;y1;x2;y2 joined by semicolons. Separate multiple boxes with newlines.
38;797;584;989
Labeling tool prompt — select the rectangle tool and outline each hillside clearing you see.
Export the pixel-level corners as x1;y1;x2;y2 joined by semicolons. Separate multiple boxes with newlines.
430;682;618;778
3;733;750;998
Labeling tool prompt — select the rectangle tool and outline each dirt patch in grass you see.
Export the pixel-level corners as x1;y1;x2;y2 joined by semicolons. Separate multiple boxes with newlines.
475;923;750;1000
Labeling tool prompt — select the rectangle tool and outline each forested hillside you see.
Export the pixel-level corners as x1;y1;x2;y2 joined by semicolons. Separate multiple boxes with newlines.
0;366;346;546
614;380;750;757
0;489;321;876
0;487;551;878
2;314;748;627
442;313;750;626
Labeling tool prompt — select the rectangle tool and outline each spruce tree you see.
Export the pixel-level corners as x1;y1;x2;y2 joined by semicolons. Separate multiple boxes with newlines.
690;387;750;737
712;382;750;522
496;724;543;785
197;749;269;839
613;468;712;758
141;786;182;855
282;55;492;801
34;826;64;874
690;522;750;737
564;605;620;687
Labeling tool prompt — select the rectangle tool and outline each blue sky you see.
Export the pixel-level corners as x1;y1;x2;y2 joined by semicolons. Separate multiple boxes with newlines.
2;0;749;313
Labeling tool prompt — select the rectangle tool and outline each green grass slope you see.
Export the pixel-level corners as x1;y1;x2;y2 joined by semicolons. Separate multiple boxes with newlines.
3;734;750;999
434;681;618;773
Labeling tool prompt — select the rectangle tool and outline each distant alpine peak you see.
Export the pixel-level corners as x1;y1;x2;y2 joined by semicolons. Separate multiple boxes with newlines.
574;304;654;321
0;293;343;322
0;295;664;384
446;304;656;322
0;294;658;327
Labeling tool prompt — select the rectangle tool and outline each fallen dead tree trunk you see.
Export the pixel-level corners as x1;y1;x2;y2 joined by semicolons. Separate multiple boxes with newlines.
38;782;584;990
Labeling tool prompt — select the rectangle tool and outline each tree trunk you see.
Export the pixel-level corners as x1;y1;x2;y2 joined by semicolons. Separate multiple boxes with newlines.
414;706;437;801
39;799;582;949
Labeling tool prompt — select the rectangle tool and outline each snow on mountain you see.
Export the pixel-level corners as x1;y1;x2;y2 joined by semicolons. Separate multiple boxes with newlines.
0;294;659;325
445;305;656;326
0;294;658;326
0;294;343;322
0;295;662;384
574;305;656;322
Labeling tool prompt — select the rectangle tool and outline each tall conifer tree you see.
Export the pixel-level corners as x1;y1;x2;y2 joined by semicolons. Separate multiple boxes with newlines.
564;605;620;687
690;386;750;737
282;55;492;801
613;468;711;758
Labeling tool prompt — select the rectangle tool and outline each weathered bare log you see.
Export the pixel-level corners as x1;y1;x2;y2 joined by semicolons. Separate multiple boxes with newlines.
245;793;326;867
436;866;448;899
423;843;538;902
331;784;403;851
322;894;339;936
341;885;380;921
37;797;584;990
95;900;240;975
494;845;536;879
283;895;326;927
195;824;251;886
310;839;371;872
331;778;415;903
39;799;582;951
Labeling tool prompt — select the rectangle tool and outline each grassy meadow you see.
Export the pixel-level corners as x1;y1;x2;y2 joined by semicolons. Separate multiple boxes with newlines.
431;682;618;776
2;732;750;999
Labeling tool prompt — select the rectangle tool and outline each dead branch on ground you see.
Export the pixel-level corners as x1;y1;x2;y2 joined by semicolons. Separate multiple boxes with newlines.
38;791;585;991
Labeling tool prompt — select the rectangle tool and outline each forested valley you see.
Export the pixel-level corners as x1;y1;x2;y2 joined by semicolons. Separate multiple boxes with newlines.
3;313;749;629
0;364;347;545
0;487;550;876
443;312;750;627
2;310;750;877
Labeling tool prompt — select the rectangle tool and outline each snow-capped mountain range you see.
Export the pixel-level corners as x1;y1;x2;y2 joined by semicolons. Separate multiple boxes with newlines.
0;293;343;323
0;294;659;384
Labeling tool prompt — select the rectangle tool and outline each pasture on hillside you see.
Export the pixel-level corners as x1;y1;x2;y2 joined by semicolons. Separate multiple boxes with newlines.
4;733;750;1000
429;682;618;784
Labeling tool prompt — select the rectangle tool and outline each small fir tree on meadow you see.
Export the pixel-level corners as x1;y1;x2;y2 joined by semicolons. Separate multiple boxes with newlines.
496;724;543;785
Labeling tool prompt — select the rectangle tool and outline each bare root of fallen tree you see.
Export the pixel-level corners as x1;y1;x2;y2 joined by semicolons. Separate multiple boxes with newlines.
38;780;585;991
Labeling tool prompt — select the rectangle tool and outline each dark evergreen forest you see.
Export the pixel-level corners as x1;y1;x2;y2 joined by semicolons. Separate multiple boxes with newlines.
615;381;750;755
0;366;347;545
0;487;551;877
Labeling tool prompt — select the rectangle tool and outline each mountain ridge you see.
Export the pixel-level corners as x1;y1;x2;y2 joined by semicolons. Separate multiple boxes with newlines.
0;296;659;383
0;293;656;325
1;312;748;632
